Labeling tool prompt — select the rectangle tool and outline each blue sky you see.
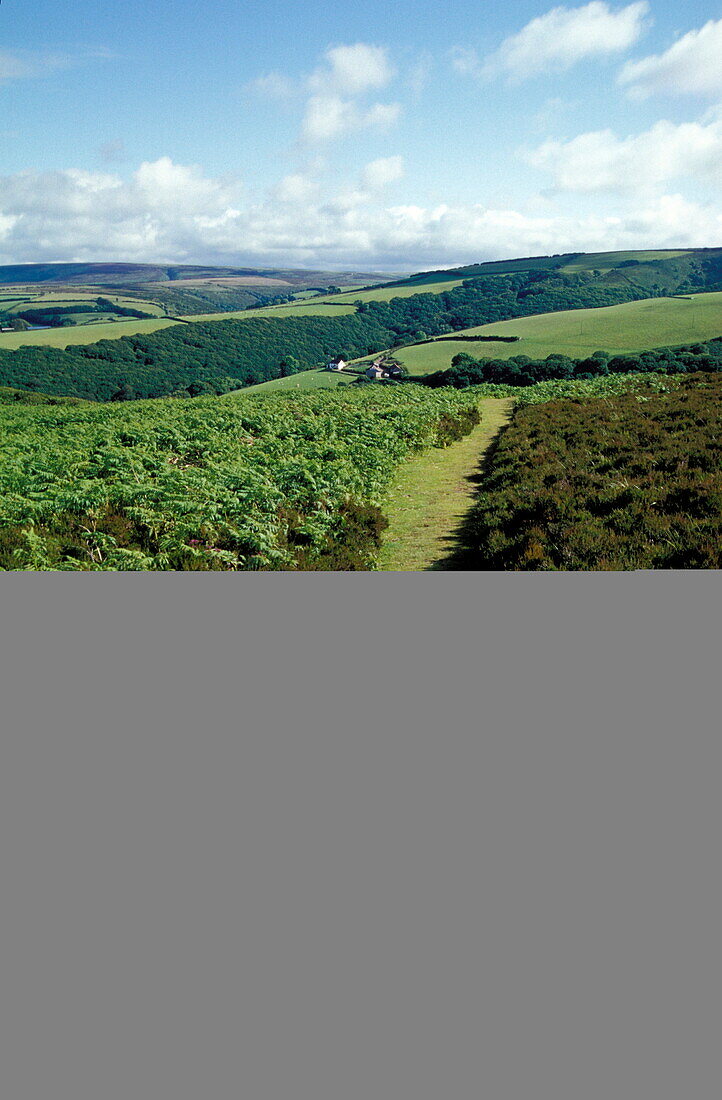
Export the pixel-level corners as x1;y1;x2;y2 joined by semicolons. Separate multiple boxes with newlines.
1;0;721;269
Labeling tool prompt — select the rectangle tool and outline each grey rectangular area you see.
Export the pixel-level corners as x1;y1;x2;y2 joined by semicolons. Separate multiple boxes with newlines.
1;574;720;1100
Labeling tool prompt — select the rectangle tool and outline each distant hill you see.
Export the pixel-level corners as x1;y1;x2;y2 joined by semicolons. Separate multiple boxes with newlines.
0;262;393;318
0;262;389;289
376;247;722;292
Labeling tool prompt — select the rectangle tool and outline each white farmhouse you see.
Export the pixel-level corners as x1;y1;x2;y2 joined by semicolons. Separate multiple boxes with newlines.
327;356;347;371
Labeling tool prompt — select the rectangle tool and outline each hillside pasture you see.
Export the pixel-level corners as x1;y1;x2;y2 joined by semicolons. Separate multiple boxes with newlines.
0;318;178;349
394;293;722;375
182;301;358;322
235;369;358;393
315;279;465;304
559;250;692;274
0;290;167;316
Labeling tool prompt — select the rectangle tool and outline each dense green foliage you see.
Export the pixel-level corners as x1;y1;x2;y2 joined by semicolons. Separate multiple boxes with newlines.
422;337;722;388
130;283;284;316
500;373;683;406
0;385;88;406
356;271;646;345
441;373;684;407
4;298;156;327
459;374;722;570
0;314;393;401
0;386;479;571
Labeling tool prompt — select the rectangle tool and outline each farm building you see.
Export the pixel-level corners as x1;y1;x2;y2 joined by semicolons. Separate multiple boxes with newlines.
327;356;347;371
366;364;386;380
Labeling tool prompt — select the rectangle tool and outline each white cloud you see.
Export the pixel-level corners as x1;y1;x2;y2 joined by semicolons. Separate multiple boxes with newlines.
302;96;357;141
481;2;650;82
302;95;400;142
246;71;296;99
0;47;110;84
451;46;481;77
407;53;433;96
364;102;401;129
528;117;722;193
274;174;320;204
362;156;405;190
0;159;243;264
308;44;394;95
0;51;37;81
1;156;719;270
619;19;722;99
134;157;237;211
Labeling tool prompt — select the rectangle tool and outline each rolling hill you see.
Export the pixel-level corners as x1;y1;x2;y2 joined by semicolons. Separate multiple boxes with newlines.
0;262;391;289
1;248;722;398
394;293;722;375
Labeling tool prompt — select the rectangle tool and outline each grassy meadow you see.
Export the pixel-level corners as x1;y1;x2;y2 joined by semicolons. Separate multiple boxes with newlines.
394;293;722;375
0;318;178;350
184;302;357;322
235;369;358;394
559;250;690;274
314;279;465;304
0;289;167;315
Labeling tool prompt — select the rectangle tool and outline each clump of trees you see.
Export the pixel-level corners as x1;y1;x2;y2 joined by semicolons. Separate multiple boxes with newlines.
421;339;722;389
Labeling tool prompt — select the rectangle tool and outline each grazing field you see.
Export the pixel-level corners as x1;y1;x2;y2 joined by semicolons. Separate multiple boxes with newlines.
0;289;167;316
236;369;358;393
0;318;178;349
184;302;357;322
460;374;722;570
559;250;690;273
0;386;479;571
394;293;722;375
315;279;465;304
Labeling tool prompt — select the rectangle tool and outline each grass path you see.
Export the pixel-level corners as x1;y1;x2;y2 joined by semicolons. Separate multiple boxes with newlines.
377;397;514;571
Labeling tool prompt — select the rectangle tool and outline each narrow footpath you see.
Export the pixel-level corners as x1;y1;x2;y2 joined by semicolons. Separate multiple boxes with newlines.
377;397;514;571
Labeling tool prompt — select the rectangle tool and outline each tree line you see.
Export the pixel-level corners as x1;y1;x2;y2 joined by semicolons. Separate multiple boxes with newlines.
420;339;722;389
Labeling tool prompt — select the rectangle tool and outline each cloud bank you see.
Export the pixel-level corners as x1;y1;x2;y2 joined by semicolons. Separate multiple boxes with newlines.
1;156;720;271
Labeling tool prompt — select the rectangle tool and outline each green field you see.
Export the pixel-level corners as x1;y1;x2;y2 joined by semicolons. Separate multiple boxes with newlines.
559;250;690;273
184;301;357;322
236;369;358;394
0;290;167;315
0;318;178;349
315;279;465;304
0;299;360;349
394;293;722;375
